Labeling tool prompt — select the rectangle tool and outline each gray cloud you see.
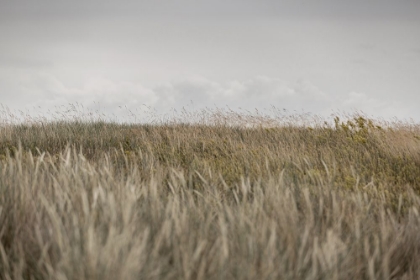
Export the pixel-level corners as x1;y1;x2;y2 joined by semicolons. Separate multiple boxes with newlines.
1;0;419;124
1;0;419;20
1;73;416;124
0;55;53;69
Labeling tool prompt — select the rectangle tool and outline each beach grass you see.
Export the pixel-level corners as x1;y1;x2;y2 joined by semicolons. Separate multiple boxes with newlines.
1;108;420;279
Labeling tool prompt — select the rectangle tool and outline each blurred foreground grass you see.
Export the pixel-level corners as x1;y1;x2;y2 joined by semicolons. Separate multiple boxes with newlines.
1;109;420;279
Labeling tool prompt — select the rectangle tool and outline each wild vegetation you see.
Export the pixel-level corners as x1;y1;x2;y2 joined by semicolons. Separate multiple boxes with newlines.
1;108;420;279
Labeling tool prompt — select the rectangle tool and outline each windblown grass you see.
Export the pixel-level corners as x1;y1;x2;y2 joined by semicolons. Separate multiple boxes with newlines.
1;108;420;279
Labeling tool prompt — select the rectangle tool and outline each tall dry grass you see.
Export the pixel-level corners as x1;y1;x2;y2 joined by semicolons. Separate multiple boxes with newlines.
1;108;420;279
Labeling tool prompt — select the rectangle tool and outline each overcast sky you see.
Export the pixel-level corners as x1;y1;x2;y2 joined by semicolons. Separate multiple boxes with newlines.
1;0;420;123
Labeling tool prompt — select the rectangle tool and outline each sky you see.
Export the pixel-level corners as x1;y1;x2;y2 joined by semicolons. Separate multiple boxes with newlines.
1;0;420;123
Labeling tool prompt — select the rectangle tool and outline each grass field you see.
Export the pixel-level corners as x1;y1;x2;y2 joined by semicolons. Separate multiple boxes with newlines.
1;109;420;279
